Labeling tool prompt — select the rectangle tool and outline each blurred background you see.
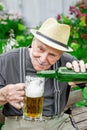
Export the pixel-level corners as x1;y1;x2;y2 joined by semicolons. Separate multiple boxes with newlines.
0;0;87;61
0;0;80;27
0;0;87;129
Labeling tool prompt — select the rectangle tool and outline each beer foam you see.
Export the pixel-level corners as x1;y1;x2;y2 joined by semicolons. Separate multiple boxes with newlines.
26;80;44;98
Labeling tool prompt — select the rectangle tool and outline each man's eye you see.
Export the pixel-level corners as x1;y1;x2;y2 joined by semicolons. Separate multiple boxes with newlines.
39;47;44;51
49;54;56;57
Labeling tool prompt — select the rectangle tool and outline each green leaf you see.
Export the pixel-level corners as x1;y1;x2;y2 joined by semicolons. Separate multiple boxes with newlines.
79;16;86;26
70;42;80;51
82;87;87;100
18;23;26;31
75;100;87;107
16;35;25;41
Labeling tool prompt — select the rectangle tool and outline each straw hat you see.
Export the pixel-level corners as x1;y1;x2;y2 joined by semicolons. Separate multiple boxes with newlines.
30;18;73;52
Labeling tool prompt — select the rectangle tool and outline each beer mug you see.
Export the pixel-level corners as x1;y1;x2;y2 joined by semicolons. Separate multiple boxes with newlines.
23;75;45;121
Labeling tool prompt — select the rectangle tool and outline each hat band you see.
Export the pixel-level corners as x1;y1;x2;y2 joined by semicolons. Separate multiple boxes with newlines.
36;31;69;49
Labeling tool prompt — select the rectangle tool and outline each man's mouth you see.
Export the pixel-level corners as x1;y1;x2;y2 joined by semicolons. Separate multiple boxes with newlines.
37;58;49;66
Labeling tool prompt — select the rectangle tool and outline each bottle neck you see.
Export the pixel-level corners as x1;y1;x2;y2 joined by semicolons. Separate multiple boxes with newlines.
37;70;57;79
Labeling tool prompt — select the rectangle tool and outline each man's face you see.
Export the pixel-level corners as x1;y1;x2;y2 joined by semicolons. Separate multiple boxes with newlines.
30;39;64;71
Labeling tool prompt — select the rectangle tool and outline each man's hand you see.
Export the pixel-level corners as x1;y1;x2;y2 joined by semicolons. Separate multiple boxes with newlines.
66;60;87;87
1;83;25;109
66;60;87;72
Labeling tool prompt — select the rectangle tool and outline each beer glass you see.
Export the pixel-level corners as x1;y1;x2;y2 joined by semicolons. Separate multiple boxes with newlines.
23;75;45;121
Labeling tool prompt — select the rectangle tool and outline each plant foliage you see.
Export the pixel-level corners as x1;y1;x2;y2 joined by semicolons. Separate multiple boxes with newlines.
0;3;33;53
56;0;87;62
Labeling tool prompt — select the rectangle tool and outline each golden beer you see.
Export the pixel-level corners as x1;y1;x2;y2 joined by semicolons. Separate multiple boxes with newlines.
24;96;43;118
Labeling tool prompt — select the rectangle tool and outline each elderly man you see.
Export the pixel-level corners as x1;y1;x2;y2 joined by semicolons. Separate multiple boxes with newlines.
0;18;86;130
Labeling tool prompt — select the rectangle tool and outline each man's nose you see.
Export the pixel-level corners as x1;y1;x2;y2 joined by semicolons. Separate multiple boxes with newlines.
40;53;48;62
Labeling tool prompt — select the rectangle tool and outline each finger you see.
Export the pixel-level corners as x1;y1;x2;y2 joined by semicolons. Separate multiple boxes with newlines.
16;90;25;96
11;102;24;109
18;102;24;107
79;60;86;72
66;62;72;69
7;91;25;102
15;102;23;109
15;83;25;91
68;82;75;88
68;82;75;86
72;60;79;72
13;96;24;101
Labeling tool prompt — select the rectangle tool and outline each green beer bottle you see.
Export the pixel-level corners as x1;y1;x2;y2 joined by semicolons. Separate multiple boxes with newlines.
37;67;87;82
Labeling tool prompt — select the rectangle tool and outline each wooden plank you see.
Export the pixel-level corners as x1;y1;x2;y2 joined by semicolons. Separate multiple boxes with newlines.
77;120;87;130
73;111;87;123
72;107;87;130
65;90;83;110
72;107;87;116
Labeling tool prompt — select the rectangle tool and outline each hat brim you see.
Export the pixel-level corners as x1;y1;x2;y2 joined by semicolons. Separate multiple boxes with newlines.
30;29;73;52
